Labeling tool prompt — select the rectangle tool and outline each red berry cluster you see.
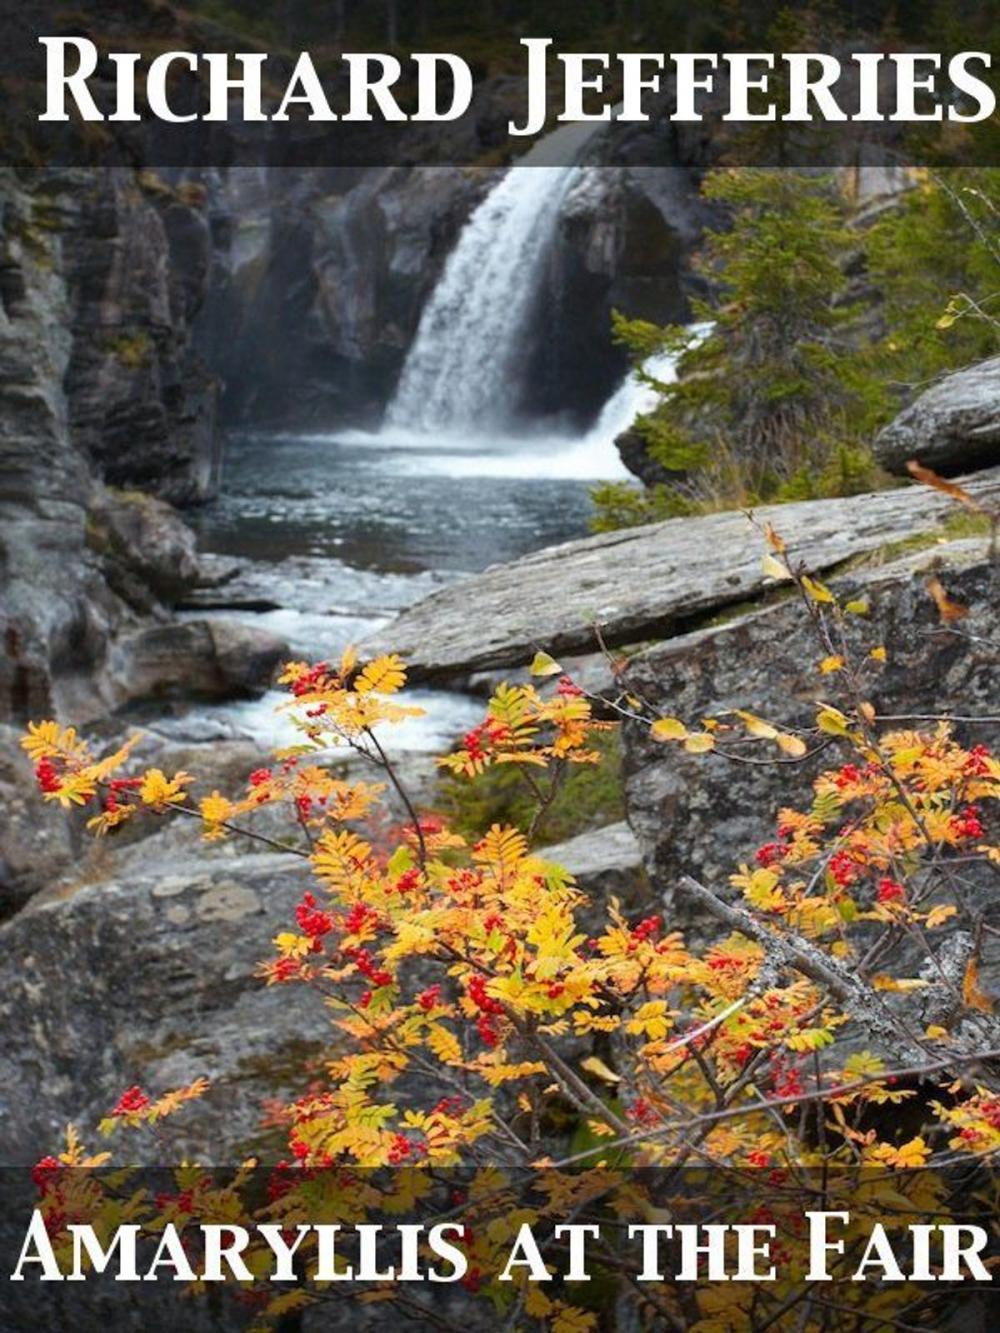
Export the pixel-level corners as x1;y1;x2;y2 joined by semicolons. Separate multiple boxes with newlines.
828;850;859;887
755;842;788;868
392;868;421;895
112;1086;150;1117
951;804;983;840
769;1055;804;1099
461;719;510;764
295;891;334;946
102;775;142;815
290;663;330;697
633;914;662;941
31;1156;62;1193
432;1096;466;1117
627;1097;660;1128
876;877;906;904
272;957;302;984
387;1132;427;1164
344;902;380;935
34;757;62;794
343;946;392;990
467;974;503;1047
964;744;991;777
556;675;584;697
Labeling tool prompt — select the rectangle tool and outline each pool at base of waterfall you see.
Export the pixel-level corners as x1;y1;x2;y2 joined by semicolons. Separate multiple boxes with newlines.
177;427;612;754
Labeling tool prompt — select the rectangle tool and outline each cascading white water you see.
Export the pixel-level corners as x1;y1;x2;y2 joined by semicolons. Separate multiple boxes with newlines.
388;348;681;480
386;165;579;434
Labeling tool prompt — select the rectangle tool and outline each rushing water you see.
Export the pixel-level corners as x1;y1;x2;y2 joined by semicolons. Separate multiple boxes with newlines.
387;165;578;433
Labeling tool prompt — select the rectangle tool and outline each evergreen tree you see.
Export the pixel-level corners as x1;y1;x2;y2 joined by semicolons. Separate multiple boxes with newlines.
866;169;1000;391
592;168;888;530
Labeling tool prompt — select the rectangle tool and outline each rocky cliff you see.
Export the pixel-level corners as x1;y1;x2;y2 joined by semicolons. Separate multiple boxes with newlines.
0;168;281;741
192;160;707;432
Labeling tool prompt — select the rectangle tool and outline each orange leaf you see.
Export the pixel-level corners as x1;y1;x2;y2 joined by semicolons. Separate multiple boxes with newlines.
963;957;994;1014
906;460;983;513
926;576;969;623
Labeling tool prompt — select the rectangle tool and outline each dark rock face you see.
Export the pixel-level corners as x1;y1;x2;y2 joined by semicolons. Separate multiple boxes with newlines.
62;171;220;505
0;168;221;726
0;170;127;726
523;166;706;426
875;355;1000;476
195;165;488;429
621;544;1000;932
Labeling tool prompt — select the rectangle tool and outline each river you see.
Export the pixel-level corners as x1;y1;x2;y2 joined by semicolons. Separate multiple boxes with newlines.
181;417;632;751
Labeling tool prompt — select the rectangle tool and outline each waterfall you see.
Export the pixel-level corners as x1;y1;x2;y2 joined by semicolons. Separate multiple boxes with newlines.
386;165;578;435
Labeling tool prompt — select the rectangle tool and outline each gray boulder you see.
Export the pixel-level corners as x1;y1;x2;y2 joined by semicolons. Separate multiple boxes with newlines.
87;487;202;609
876;355;1000;475
0;845;317;1164
109;619;288;704
544;820;644;898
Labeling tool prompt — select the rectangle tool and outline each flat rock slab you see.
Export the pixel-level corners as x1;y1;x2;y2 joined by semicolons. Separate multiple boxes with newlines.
363;470;1000;681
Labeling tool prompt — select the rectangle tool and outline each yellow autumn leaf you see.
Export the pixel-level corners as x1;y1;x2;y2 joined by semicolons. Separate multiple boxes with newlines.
354;654;407;695
801;575;835;604
776;732;807;757
762;553;791;581
818;655;844;675
199;791;233;839
427;1025;464;1066
735;710;778;740
870;646;887;662
139;768;192;806
524;1287;554;1318
580;1056;620;1084
651;717;688;741
552;1307;598;1333
684;732;715;754
274;932;313;959
785;1027;835;1052
741;867;784;912
893;1136;931;1168
529;651;563;677
626;1001;671;1041
816;706;850;736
